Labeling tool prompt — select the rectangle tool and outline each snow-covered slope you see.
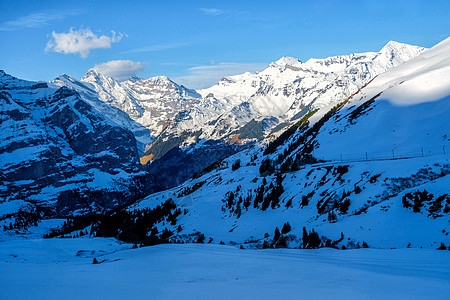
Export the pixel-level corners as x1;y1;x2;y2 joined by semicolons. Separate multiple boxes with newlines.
124;37;450;250
1;239;450;300
136;41;426;194
0;71;155;217
314;37;450;160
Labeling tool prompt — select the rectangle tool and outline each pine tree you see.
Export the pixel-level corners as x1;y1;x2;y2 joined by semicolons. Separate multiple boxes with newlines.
308;229;321;249
276;235;288;248
232;160;241;171
327;211;337;222
197;233;205;243
302;226;309;249
235;204;241;218
339;199;351;214
301;195;309;207
437;242;447;250
281;222;291;234
413;193;422;213
273;227;280;242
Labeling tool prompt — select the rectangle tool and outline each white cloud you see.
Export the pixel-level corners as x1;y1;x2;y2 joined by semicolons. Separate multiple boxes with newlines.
174;62;267;89
0;10;81;31
120;42;188;54
45;28;123;58
93;60;146;81
199;8;225;16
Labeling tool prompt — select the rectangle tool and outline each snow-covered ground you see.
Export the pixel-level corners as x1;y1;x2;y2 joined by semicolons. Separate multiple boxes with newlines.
1;238;449;299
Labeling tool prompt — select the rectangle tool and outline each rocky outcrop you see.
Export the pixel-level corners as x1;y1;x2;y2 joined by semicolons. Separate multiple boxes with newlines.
0;72;155;217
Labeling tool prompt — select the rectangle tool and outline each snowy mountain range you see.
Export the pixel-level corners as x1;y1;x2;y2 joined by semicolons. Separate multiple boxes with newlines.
141;41;426;187
53;41;426;188
1;40;412;196
59;41;426;162
196;41;425;132
2;37;450;251
122;37;450;250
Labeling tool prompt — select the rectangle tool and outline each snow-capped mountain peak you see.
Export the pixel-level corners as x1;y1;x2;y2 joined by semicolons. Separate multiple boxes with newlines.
79;69;204;137
356;36;450;107
380;40;416;53
126;75;143;83
192;41;427;138
81;68;109;83
270;56;302;69
377;40;426;66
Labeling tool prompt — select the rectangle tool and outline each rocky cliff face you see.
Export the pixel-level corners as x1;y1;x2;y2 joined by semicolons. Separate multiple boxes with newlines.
146;139;240;190
51;74;153;154
0;71;155;217
81;70;204;137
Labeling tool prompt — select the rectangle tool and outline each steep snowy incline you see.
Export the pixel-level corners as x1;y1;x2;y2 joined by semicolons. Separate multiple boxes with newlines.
314;37;450;160
362;38;450;105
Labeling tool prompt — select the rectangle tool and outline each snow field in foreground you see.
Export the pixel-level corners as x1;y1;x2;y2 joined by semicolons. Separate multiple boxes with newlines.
1;238;450;300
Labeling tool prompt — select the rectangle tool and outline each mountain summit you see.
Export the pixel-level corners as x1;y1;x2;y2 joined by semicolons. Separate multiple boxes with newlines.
81;68;202;137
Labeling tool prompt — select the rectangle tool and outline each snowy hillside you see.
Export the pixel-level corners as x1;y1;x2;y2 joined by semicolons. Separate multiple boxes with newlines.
121;37;450;250
314;37;450;160
2;38;448;252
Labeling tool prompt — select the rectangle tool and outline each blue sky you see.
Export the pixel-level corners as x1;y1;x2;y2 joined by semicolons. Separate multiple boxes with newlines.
1;0;449;89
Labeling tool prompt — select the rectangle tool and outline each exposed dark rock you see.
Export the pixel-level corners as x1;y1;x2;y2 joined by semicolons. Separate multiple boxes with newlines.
146;140;240;190
0;73;156;217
